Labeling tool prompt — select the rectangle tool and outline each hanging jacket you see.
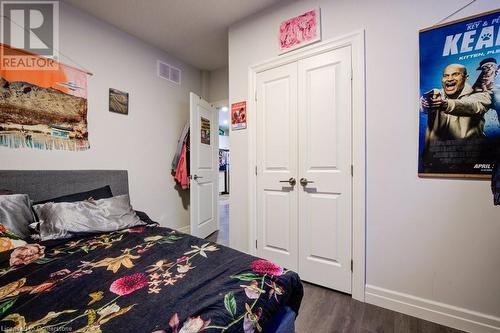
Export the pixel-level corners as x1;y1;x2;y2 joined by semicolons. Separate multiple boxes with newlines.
185;131;190;177
171;121;190;172
175;143;189;190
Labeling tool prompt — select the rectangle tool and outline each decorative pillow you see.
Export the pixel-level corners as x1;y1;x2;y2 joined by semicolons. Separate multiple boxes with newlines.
0;224;28;252
0;194;35;240
34;185;113;205
33;195;145;241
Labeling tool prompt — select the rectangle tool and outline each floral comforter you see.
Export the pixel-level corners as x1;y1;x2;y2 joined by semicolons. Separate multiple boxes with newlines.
0;226;303;333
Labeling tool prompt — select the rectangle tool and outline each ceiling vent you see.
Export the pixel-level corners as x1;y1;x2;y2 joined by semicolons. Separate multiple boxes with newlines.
157;60;181;85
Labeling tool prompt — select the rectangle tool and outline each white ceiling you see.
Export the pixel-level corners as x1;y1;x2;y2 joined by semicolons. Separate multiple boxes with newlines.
65;0;283;70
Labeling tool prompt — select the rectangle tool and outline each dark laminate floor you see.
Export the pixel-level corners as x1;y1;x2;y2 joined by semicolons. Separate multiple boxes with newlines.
295;282;464;333
205;195;229;245
205;198;463;333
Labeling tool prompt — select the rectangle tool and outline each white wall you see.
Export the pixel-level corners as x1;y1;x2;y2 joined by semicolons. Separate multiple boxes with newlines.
209;66;229;103
219;135;230;150
228;0;500;330
201;70;210;100
0;2;201;230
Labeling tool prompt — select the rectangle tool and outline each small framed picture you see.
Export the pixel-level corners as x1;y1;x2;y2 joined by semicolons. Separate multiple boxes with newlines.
109;88;129;115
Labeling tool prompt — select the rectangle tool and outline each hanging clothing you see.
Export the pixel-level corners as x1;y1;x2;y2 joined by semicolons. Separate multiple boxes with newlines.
185;131;190;177
171;121;190;172
175;143;189;190
492;162;500;206
171;121;190;190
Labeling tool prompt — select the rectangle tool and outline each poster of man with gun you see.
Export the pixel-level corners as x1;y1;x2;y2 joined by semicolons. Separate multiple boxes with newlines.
419;9;500;178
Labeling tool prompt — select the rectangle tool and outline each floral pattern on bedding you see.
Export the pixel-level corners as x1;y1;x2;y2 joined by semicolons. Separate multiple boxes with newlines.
0;224;27;253
0;226;303;333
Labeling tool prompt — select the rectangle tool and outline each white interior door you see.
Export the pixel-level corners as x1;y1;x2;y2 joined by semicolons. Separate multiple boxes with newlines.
254;46;353;292
190;92;219;239
256;62;298;271
297;46;352;292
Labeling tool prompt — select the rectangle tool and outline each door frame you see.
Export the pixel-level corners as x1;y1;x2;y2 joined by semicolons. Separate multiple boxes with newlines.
247;31;366;301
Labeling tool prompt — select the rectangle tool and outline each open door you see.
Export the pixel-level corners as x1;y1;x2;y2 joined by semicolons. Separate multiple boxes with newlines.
190;92;219;238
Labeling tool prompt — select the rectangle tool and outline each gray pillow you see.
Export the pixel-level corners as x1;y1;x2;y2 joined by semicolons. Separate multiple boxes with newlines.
33;195;145;241
0;194;34;240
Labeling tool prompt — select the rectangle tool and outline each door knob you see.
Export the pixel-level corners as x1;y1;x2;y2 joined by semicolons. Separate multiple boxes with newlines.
279;177;296;186
192;175;203;180
300;178;314;186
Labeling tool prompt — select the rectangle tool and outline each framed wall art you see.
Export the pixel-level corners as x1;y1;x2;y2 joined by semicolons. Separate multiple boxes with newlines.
109;88;129;115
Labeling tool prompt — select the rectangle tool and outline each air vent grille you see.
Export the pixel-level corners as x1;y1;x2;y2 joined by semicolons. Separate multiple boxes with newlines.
157;60;181;85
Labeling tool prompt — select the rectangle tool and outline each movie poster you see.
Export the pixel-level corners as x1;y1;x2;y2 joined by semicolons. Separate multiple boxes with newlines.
418;9;500;178
0;44;89;151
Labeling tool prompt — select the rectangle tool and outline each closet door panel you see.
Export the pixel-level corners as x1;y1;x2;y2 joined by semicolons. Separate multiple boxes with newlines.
263;190;292;252
256;62;298;271
298;46;352;293
306;192;340;260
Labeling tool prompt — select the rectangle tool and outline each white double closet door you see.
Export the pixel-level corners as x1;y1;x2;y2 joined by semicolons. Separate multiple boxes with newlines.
256;46;353;293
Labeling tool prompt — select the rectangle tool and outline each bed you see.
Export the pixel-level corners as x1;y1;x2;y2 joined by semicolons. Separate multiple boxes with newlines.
0;170;303;333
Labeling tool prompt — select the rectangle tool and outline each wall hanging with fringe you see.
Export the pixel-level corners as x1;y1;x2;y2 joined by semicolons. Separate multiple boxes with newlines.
0;44;89;151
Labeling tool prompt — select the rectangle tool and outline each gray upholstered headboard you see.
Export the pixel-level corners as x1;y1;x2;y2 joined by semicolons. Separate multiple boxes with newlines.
0;170;129;202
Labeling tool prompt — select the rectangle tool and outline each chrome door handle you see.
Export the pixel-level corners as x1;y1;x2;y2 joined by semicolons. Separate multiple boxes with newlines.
300;178;314;186
279;177;296;186
192;175;203;180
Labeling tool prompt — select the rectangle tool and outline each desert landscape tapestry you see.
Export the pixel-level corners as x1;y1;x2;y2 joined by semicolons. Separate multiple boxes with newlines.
0;45;89;151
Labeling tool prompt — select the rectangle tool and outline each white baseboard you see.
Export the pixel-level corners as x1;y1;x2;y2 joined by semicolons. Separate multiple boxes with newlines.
365;285;500;333
177;225;190;234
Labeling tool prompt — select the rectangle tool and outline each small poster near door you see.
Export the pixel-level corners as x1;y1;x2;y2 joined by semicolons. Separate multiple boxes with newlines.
200;117;211;145
231;101;247;130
